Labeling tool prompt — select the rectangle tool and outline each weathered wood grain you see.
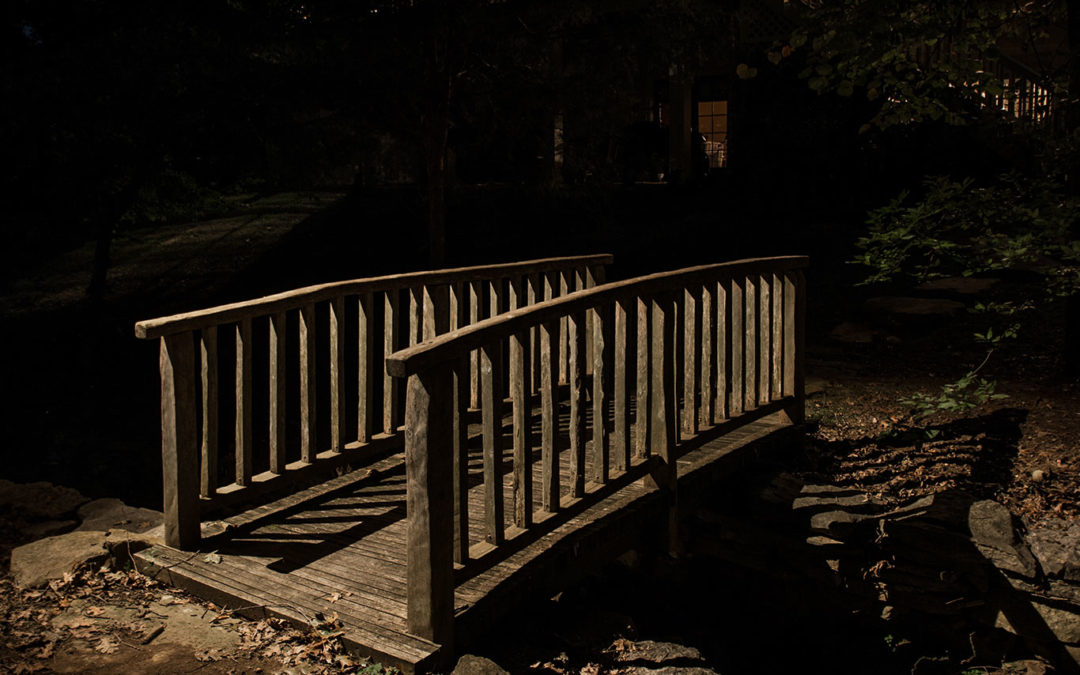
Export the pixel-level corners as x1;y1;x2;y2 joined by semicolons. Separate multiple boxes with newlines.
771;272;783;401
700;283;714;427
744;276;757;412
357;293;374;443
758;273;770;406
383;291;399;435
469;280;481;410
715;280;727;421
591;303;609;484
510;329;533;529
481;342;505;545
300;304;317;462
612;299;630;472
540;318;559;512
405;367;455;645
200;326;219;496
160;332;200;549
635;296;650;457
568;311;586;497
331;296;346;453
235;317;253;486
269;314;286;474
682;287;697;437
729;278;743;417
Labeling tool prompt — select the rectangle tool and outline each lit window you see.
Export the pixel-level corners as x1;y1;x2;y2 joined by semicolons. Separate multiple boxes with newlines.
697;100;728;168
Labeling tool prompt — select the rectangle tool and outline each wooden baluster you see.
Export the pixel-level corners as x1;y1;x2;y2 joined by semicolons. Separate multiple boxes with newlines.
527;273;541;394
700;283;714;427
422;285;437;341
469;280;481;409
585;266;604;376
511;328;533;528
300;304;317;461
591;302;609;484
540;318;560;512
612;298;631;473
568;310;586;497
681;287;697;437
161;332;199;549
635;295;651;457
649;294;678;553
269;313;286;473
383;291;400;434
729;278;744;417
235;317;253;485
489;279;506;400
357;293;374;443
559;270;570;383
481;341;505;545
330;297;345;453
453;356;470;563
743;275;757;412
673;293;683;442
404;366;454;646
509;277;524;398
200;326;218;495
715;280;728;421
787;270;806;424
758;274;771;406
409;286;423;348
450;283;469;562
772;272;783;401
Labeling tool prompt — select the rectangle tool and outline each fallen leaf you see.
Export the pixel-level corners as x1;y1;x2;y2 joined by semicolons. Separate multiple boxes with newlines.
203;553;222;564
85;606;107;617
94;637;119;654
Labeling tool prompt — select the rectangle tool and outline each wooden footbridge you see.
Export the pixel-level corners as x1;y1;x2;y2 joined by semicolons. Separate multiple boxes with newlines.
132;253;807;672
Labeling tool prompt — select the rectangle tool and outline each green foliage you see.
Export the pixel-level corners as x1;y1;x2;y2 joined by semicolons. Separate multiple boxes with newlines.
775;0;1065;130
854;173;1080;298
120;170;229;228
902;368;1008;423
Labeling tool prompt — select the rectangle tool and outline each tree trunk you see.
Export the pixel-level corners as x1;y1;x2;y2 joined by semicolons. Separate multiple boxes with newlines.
1066;0;1080;372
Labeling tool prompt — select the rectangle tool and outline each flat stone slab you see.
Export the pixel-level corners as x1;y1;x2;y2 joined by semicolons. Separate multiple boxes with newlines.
11;529;163;588
76;498;162;534
864;296;966;316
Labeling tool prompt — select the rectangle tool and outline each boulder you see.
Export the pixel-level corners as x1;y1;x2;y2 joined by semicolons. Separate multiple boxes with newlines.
10;530;110;588
0;480;89;521
916;277;998;294
76;498;162;533
864;296;965;316
451;654;510;675
968;500;1039;580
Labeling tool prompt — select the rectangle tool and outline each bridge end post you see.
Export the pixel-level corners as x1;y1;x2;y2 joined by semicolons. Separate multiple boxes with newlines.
782;270;806;425
159;333;201;550
405;366;456;650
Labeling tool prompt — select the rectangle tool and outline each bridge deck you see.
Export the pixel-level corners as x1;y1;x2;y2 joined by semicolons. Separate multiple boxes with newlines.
134;407;793;672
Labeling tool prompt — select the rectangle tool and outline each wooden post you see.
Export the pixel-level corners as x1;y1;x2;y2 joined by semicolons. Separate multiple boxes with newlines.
357;293;374;443
469;281;482;409
452;356;470;563
540;318;560;512
269;313;286;473
788;270;807;424
404;367;454;647
481;341;505;545
235;317;253;485
681;287;697;437
384;291;400;434
330;296;345;453
649;294;679;554
511;329;533;528
758;274;771;406
729;279;743;417
160;332;200;550
409;286;423;348
771;273;783;401
300;304;317;461
700;283;714;427
715;280;727;421
744;276;757;412
635;295;651;457
591;303;609;484
612;298;631;473
558;271;570;384
199;326;218;496
568;311;586;497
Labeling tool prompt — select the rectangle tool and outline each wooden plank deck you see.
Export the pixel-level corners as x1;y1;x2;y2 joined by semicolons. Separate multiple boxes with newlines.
134;404;795;673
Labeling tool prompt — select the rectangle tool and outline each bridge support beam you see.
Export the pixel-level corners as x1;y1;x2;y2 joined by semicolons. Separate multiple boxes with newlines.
405;367;455;650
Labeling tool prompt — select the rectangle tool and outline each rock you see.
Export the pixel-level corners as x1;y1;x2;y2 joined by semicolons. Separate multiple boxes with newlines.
76;498;162;533
10;531;110;588
451;654;510;675
805;376;829;397
1027;520;1080;582
1031;600;1080;644
829;322;879;344
22;519;77;541
611;640;705;665
10;528;162;588
864;296;965;316
916;277;999;294
968;500;1039;580
0;480;89;521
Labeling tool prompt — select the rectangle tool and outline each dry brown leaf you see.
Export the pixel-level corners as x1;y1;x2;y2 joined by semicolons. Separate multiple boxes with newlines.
94;636;119;654
84;606;106;617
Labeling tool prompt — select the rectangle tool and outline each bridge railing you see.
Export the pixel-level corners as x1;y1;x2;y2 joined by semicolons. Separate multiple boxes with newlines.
385;255;807;645
135;254;613;549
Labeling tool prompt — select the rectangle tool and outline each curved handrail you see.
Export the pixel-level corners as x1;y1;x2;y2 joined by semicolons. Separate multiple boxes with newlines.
135;253;614;339
386;255;808;377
